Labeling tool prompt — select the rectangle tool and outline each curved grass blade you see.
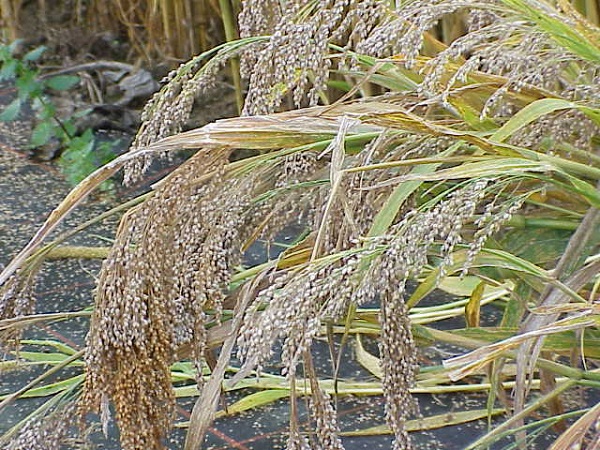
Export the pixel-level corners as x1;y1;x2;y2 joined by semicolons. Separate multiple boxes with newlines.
0;350;84;412
0;375;84;400
340;408;505;436
492;99;600;143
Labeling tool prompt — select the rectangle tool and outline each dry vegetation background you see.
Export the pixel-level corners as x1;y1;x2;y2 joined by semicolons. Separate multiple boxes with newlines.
0;0;228;63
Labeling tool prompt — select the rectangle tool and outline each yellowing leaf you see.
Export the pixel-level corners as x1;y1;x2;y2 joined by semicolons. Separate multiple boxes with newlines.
465;282;485;328
355;334;383;379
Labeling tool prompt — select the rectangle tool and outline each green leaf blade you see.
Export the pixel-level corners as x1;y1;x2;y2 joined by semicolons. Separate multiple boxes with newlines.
30;121;55;147
0;98;22;121
45;75;80;91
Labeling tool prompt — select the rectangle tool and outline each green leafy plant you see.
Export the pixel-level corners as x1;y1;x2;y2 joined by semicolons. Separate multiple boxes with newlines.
57;130;120;192
0;41;117;190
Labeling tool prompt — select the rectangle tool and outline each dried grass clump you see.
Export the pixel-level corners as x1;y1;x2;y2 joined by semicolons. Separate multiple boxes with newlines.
85;0;224;62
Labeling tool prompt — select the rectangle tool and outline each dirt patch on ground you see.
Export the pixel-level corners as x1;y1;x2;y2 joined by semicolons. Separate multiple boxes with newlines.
12;0;128;63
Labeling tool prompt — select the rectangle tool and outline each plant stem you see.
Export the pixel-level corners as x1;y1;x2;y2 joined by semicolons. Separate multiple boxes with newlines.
219;0;244;114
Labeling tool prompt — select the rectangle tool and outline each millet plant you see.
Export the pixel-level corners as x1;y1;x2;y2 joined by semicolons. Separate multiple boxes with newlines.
0;1;599;449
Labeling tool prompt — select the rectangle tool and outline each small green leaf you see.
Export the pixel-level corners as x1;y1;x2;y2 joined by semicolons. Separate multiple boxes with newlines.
62;120;76;136
0;98;22;121
16;70;42;98
7;39;23;55
30;121;55;147
0;59;18;80
72;107;92;118
37;102;56;120
23;45;46;62
327;79;351;92
45;75;80;91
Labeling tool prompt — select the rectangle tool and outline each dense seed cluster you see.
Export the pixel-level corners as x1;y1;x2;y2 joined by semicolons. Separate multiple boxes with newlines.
81;149;254;449
354;0;500;71
409;1;598;120
509;110;598;154
308;385;345;450
286;428;312;450
463;190;527;275
277;152;319;188
379;288;417;450
238;0;594;117
244;151;324;246
124;47;240;184
240;0;387;114
237;254;363;377
353;180;490;448
238;0;282;41
4;402;76;450
0;270;38;349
